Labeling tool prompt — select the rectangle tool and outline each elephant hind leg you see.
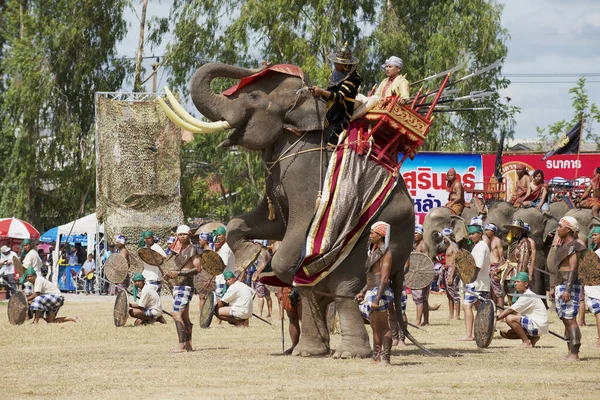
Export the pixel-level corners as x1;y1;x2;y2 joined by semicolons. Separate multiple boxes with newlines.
292;290;331;357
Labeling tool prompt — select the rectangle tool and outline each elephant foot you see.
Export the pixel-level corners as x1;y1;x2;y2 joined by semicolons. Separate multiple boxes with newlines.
331;340;372;359
291;337;330;357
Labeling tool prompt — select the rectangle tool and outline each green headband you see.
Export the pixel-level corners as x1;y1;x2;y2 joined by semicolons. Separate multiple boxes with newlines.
467;225;482;234
587;226;600;239
132;273;145;281
19;266;36;284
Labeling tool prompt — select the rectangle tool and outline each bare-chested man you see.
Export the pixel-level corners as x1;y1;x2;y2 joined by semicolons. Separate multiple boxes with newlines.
409;224;433;326
510;164;532;208
443;228;461;319
444;168;465;215
550;216;585;361
356;221;394;365
576;167;600;217
485;223;505;307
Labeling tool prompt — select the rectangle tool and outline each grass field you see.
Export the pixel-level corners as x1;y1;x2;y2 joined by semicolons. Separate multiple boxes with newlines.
1;292;599;399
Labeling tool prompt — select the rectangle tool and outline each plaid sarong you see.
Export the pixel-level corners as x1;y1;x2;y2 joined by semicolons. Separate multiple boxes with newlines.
215;278;226;299
554;284;581;319
443;267;460;304
144;308;162;318
463;283;488;306
172;286;194;312
489;263;505;298
520;315;540;336
359;286;394;320
23;281;34;295
30;294;64;312
411;285;429;306
252;281;270;298
586;296;600;315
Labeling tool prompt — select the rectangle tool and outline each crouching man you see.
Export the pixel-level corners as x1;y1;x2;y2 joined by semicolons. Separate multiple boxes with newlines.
21;267;79;324
496;272;548;348
129;273;166;326
216;271;255;327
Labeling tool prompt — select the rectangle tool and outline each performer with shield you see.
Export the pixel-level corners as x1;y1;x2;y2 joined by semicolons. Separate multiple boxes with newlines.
21;267;79;324
460;225;491;341
356;222;394;365
550;216;585;361
584;226;600;347
443;228;461;320
485;223;505;307
139;231;167;293
496;272;548;347
163;225;199;352
128;273;165;326
408;224;435;326
216;270;255;327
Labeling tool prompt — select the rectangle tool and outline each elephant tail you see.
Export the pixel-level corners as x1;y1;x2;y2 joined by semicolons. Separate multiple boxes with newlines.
391;272;438;357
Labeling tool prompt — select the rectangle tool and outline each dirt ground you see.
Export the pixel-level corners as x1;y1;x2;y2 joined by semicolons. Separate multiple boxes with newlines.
1;291;599;399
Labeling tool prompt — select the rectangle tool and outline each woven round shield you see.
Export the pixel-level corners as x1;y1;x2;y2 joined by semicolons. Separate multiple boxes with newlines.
199;291;216;328
474;299;496;348
138;248;164;266
193;268;217;296
7;291;28;325
456;249;478;284
113;290;129;327
580;250;600;286
12;256;24;277
406;252;435;290
104;253;129;284
198;250;226;276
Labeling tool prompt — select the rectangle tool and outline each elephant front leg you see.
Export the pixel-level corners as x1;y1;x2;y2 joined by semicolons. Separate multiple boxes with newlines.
292;289;331;357
331;297;372;359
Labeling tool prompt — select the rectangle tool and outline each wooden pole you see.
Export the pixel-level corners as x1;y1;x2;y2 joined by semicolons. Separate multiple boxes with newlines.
574;115;584;180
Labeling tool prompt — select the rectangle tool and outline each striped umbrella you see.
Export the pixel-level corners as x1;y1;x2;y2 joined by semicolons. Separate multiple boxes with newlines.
0;217;41;239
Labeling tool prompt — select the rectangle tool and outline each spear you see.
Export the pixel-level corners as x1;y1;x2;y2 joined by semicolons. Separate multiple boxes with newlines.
409;61;467;86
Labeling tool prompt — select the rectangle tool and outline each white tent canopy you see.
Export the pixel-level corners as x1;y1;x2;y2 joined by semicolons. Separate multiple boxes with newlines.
51;213;104;285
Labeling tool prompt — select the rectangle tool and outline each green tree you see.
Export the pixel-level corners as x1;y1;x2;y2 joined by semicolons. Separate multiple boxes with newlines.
536;77;600;150
0;0;131;230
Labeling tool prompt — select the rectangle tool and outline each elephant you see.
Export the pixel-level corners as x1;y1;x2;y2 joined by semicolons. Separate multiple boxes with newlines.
422;203;479;260
176;63;421;358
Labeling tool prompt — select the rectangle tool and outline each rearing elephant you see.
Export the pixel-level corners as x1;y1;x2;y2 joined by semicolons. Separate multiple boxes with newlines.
171;63;419;358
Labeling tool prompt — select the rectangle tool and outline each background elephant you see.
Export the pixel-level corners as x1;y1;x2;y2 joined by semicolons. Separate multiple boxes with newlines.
422;205;477;260
186;63;419;358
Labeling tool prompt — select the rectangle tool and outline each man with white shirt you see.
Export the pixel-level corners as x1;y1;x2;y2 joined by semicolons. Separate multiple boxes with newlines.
81;253;96;295
460;225;491;341
128;273;165;325
216;271;255;326
0;245;18;297
139;230;166;293
21;266;79;324
496;272;549;347
21;239;43;295
214;226;235;274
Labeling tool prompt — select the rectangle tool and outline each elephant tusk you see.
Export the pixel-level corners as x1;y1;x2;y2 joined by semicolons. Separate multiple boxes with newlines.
157;97;210;134
163;87;231;131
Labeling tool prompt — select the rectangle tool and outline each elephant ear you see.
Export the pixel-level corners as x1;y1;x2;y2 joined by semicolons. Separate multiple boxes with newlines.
283;91;325;132
450;215;468;243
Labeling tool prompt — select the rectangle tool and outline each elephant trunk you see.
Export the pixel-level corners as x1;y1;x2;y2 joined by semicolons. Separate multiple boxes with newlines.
190;63;257;126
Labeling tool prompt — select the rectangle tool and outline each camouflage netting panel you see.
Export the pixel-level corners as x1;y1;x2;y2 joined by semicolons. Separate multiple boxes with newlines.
96;96;183;276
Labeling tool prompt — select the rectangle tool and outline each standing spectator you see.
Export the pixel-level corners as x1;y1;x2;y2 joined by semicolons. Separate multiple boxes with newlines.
81;253;96;295
0;245;18;298
21;239;43;295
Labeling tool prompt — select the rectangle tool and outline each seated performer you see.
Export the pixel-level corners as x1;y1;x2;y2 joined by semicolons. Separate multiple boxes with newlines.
352;55;410;120
356;221;394;365
461;225;491;341
444;168;465;215
216;270;255;326
521;169;549;212
496;272;548;347
586;226;600;347
310;41;362;145
129;273;166;325
510;164;532;208
576;167;600;217
21;267;79;324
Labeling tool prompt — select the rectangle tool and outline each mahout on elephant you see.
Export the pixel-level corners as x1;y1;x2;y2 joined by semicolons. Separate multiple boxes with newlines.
160;61;430;358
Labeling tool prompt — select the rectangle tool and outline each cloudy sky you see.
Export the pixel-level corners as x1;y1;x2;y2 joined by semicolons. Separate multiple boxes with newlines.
117;0;600;140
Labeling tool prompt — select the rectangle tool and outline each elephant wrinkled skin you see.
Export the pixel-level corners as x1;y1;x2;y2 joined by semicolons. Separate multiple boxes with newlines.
188;63;418;358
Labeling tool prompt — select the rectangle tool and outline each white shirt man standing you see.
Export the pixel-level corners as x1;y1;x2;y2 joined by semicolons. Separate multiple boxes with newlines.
460;225;491;341
139;230;167;293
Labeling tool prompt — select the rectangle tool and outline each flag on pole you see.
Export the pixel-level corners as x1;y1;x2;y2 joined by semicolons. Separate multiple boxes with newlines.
494;129;507;180
541;120;583;161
